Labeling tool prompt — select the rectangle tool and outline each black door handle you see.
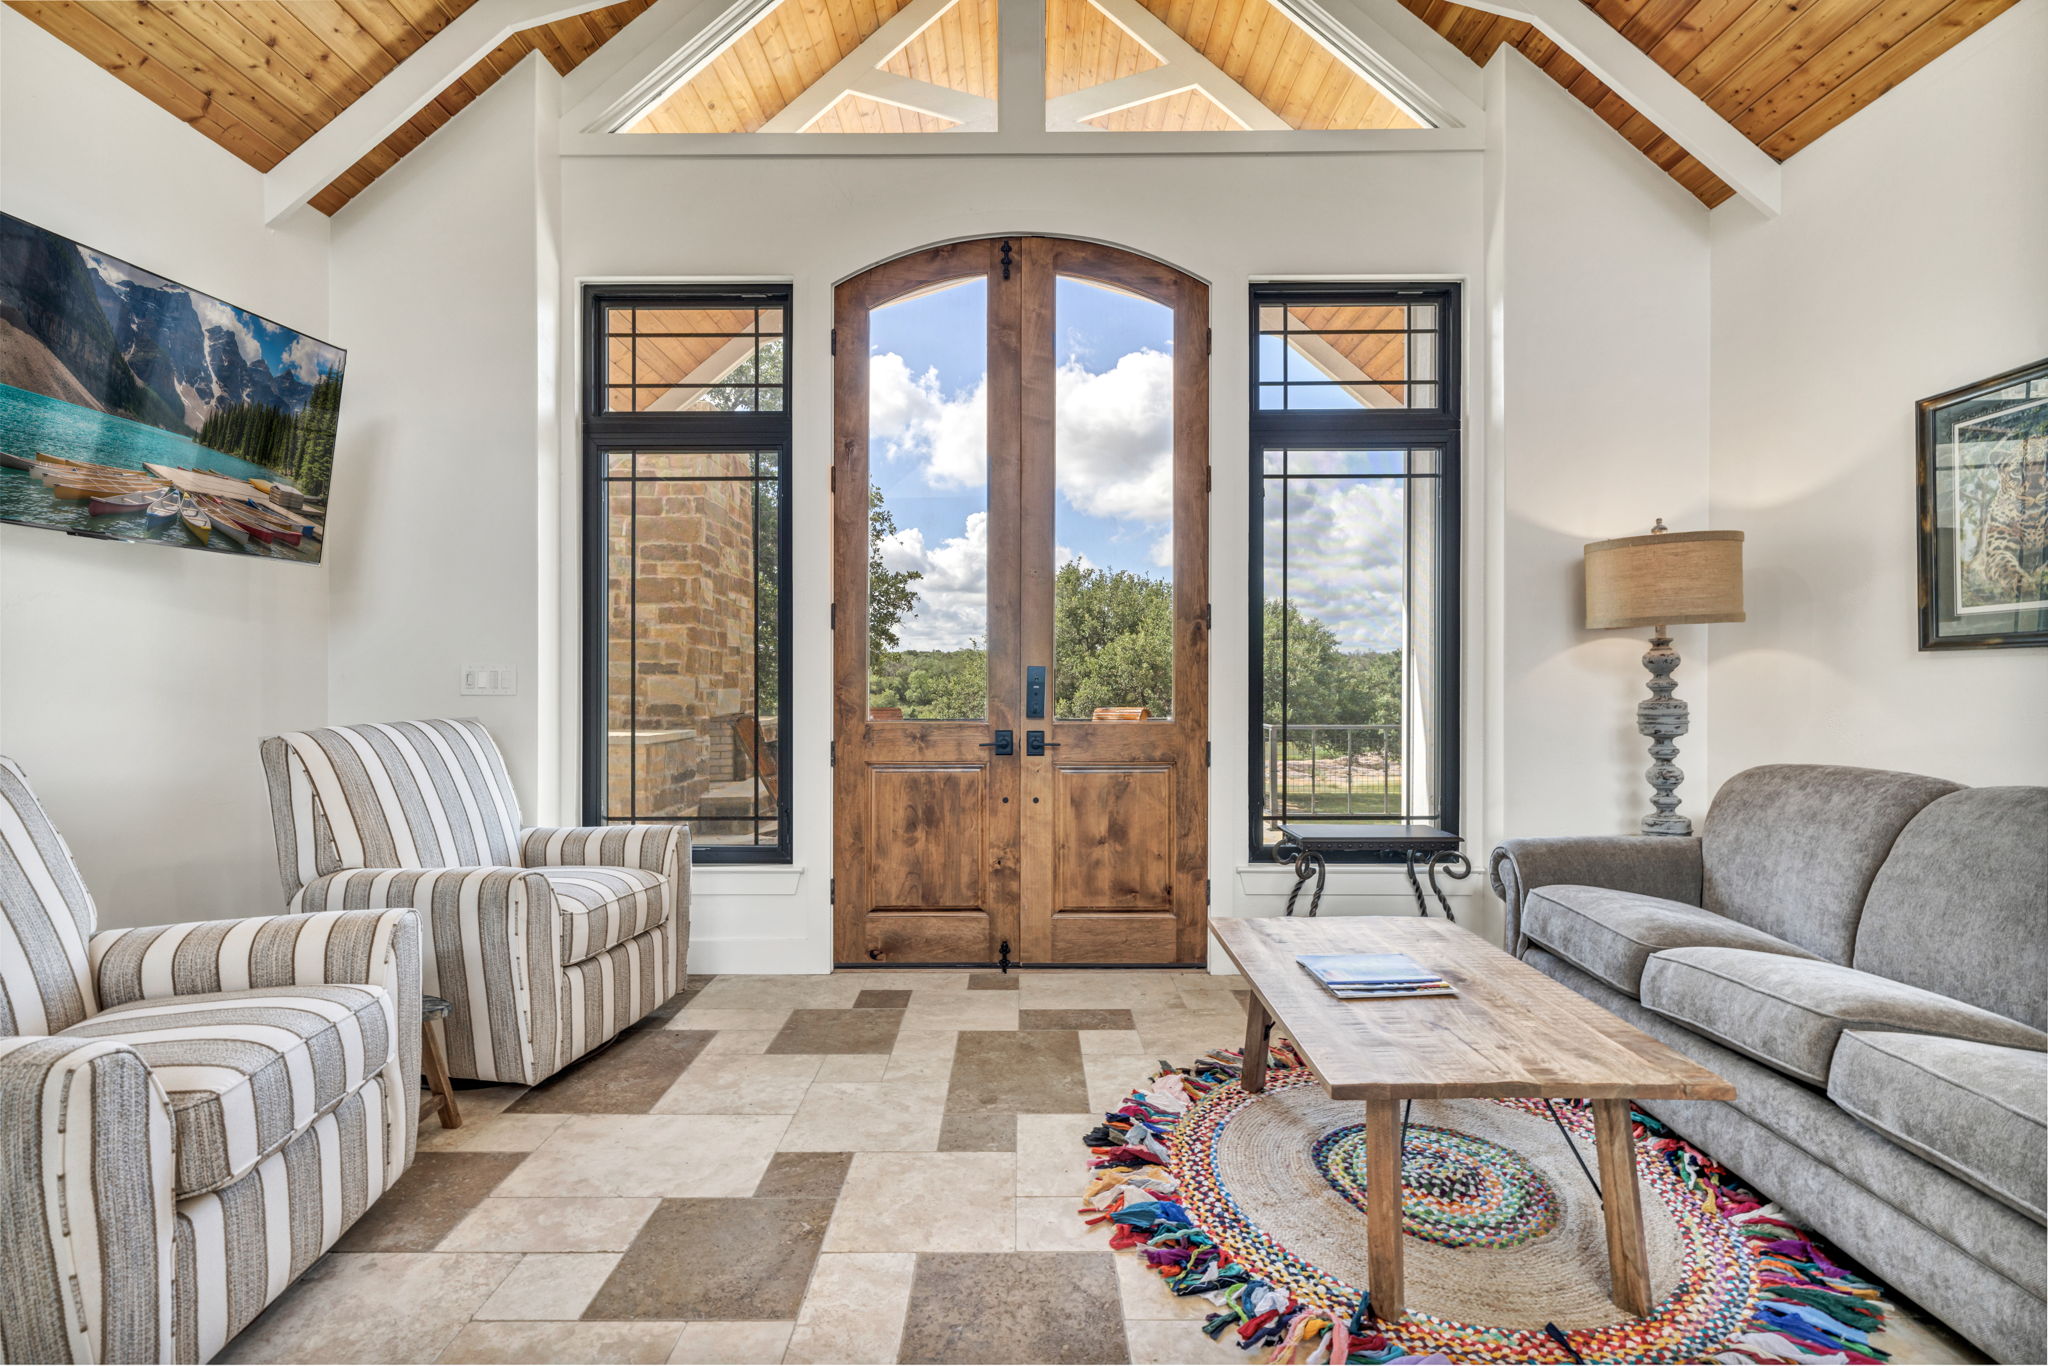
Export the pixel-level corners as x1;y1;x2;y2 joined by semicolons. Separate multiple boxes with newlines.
1026;730;1062;757
979;730;1015;756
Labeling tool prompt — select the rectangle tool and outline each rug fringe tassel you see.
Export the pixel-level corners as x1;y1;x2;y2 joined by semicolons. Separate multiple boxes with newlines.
1078;1049;1892;1366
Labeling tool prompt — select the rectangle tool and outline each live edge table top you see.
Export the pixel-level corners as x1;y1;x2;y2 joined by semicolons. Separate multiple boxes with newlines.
1213;917;1736;1103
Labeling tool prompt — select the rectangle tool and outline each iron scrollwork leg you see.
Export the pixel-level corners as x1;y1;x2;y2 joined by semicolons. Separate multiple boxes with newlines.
1424;850;1472;923
1283;849;1327;917
1403;849;1428;916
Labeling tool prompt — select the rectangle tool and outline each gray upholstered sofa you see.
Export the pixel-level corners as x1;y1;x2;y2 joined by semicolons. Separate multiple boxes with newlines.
1491;765;2047;1364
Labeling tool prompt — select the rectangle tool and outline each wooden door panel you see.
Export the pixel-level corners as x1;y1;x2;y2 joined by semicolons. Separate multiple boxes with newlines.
1054;766;1173;909
867;766;988;908
1051;912;1179;964
865;911;993;962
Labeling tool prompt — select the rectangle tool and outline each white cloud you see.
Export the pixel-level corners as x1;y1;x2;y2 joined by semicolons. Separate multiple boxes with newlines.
1265;477;1410;652
1055;349;1173;524
189;295;262;365
868;353;986;489
281;334;342;384
879;511;989;651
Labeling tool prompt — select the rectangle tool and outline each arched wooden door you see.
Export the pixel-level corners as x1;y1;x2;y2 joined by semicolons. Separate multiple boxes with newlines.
833;237;1209;967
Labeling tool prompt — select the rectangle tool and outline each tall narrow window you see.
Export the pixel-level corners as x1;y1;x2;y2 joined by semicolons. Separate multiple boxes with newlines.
584;286;792;863
1250;285;1459;859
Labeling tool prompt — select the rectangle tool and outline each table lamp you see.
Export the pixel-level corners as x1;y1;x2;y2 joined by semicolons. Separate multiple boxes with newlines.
1584;520;1745;836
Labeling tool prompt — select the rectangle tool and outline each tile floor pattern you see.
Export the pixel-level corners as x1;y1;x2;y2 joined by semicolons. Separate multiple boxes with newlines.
218;970;1988;1366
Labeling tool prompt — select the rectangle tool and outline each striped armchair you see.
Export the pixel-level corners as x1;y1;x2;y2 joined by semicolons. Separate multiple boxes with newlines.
0;757;420;1364
260;718;689;1086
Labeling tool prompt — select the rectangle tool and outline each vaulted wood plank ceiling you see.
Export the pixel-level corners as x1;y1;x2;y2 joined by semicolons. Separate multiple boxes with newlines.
7;0;2021;214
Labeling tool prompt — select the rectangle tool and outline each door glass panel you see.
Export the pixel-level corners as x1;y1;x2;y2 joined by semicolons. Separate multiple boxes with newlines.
867;277;990;719
1259;448;1441;845
1052;275;1174;720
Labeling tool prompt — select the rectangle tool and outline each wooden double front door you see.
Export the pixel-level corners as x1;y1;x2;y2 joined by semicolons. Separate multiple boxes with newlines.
832;237;1209;967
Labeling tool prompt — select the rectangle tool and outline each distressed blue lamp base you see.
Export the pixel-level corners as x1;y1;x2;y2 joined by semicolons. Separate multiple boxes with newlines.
1638;630;1692;836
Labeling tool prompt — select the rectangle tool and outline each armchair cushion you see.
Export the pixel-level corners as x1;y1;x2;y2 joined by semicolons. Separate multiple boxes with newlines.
1522;884;1820;996
539;866;670;965
1640;946;2047;1087
1827;1031;2048;1222
60;984;397;1198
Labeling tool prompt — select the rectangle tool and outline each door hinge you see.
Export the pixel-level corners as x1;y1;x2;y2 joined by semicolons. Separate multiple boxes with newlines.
829;740;836;767
1205;326;1212;357
1205;465;1212;494
829;464;836;494
1201;603;1212;629
830;602;837;630
830;877;835;905
1206;878;1212;906
830;326;837;356
1205;740;1212;768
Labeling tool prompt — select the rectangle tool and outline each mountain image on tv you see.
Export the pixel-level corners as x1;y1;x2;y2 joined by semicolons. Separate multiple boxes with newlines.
0;211;344;562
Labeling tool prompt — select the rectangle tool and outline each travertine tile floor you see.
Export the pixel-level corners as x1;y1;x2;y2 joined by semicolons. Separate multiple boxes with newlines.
217;970;1986;1365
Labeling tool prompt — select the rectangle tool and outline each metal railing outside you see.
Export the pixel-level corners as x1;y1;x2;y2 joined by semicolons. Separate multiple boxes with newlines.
1261;722;1403;821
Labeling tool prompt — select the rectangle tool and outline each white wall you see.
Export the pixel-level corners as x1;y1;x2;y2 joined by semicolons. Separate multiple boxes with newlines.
326;57;566;814
1484;49;1714;846
1707;0;2048;789
0;10;333;927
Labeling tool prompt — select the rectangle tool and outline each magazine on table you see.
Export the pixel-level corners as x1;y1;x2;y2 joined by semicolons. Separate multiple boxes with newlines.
1296;952;1456;999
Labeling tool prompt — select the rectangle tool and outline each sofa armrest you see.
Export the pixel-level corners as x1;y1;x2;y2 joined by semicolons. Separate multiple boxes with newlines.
293;867;559;1086
0;1036;176;1364
1489;835;1703;955
520;823;688;879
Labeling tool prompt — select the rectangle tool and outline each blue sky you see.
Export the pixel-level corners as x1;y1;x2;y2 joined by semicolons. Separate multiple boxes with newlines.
866;278;1406;653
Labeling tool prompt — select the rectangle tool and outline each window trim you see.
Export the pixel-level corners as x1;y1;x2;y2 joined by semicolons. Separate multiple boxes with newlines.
580;283;795;864
1245;282;1462;863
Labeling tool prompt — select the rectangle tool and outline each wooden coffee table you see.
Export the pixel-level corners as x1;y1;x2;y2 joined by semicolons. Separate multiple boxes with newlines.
1214;917;1735;1321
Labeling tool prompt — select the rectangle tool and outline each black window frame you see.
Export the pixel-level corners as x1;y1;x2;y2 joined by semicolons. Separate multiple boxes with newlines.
1246;282;1462;863
580;283;794;864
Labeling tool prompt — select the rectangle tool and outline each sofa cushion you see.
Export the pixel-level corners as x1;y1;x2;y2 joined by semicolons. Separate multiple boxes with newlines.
1699;765;1962;964
540;866;670;966
1521;884;1819;996
1638;947;2046;1087
60;983;397;1197
1829;1030;2047;1222
1852;786;2048;1031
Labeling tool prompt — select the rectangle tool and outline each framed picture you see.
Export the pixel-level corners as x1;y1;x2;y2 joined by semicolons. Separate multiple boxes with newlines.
1917;358;2048;649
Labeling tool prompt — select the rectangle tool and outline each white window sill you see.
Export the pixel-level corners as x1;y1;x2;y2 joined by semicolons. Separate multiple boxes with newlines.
689;866;806;896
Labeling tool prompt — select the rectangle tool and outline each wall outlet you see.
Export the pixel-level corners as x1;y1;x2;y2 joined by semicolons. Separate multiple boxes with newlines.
461;665;516;697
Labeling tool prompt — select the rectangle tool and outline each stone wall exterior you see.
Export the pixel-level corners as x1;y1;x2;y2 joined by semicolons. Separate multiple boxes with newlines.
605;474;767;837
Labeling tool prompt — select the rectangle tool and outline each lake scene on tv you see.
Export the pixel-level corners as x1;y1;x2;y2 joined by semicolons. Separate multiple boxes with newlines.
0;212;342;563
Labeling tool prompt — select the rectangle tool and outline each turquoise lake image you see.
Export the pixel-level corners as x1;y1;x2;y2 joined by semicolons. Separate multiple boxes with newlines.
0;384;310;559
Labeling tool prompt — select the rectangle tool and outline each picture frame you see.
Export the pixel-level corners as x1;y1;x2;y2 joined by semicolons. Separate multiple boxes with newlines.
1916;357;2048;650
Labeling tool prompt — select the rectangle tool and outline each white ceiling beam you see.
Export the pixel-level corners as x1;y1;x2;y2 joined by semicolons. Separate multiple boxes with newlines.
1081;0;1290;131
563;0;788;134
853;72;997;130
1045;68;1198;130
1456;0;1782;213
264;0;625;222
758;0;970;131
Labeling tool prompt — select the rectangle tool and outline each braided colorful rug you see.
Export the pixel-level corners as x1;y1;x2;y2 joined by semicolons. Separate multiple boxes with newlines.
1079;1044;1895;1365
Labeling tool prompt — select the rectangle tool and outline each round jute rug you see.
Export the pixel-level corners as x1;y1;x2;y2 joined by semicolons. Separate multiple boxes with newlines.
1080;1048;1894;1365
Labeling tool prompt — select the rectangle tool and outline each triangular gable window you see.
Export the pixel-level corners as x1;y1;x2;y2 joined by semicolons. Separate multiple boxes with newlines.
619;0;1430;134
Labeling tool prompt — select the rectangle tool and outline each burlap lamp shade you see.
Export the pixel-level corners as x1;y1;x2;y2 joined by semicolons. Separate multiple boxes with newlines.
1582;521;1746;837
1584;529;1745;629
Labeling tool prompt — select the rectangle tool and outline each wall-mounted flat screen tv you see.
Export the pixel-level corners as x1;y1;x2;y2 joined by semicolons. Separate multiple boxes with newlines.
0;212;343;563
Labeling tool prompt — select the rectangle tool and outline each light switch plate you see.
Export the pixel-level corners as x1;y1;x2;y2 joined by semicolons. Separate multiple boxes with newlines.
461;665;516;697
